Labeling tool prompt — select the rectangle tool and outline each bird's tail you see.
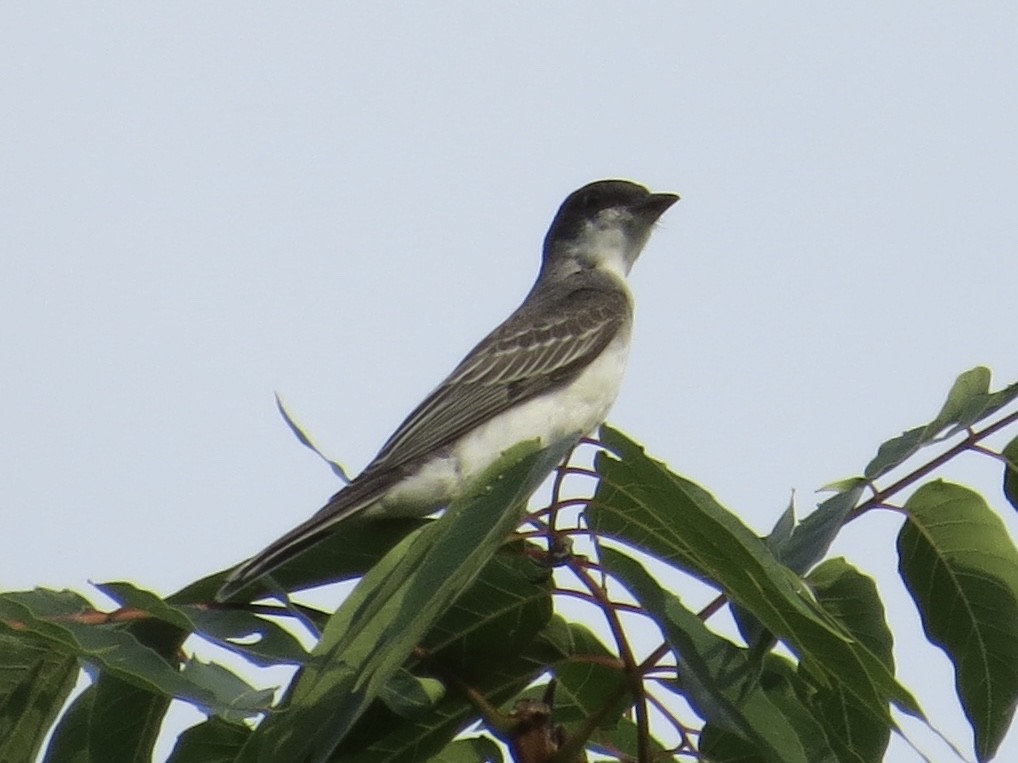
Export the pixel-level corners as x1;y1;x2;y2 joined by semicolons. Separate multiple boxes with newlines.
215;485;380;602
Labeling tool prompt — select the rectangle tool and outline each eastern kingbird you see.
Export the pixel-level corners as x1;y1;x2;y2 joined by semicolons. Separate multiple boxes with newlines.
217;180;678;601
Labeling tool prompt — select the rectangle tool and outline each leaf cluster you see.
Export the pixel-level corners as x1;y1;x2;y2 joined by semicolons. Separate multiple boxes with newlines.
3;367;1018;762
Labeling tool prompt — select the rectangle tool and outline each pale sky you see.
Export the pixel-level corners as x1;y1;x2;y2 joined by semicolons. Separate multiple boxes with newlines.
3;5;1017;761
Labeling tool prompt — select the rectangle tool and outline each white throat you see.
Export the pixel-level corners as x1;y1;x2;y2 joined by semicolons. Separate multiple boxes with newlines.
557;211;650;281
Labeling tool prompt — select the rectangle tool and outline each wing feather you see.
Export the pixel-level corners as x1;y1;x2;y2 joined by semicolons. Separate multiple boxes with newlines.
362;285;630;478
217;283;631;600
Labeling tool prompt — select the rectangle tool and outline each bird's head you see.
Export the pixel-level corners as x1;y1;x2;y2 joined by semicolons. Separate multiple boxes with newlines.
542;179;679;279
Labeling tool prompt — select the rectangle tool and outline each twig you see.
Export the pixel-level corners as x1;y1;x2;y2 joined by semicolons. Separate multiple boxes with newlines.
569;560;651;763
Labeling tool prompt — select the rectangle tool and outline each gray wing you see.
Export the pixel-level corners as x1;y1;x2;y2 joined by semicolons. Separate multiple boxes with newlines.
215;284;629;601
361;285;631;479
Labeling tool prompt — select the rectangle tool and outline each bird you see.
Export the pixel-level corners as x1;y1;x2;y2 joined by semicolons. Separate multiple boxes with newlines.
216;179;678;601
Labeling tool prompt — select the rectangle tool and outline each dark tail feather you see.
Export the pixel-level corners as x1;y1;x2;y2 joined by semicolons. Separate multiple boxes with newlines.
215;485;381;602
216;520;333;602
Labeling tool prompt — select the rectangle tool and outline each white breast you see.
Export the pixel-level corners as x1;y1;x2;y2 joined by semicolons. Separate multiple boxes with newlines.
374;327;632;516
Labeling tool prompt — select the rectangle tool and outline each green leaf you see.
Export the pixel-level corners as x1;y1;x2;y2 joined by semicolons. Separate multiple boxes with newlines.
864;367;1018;480
42;685;94;763
764;496;796;556
425;735;504;763
600;547;822;763
0;628;79;763
697;726;761;763
379;669;445;720
937;372;1018;440
590;427;917;725
0;589;270;722
864;426;926;482
88;673;170;763
809;559;893;668
179;659;275;724
240;440;572;763
276;391;352;483
700;656;838;763
930;366;992;437
492;624;641;757
96;581;308;667
807;558;894;762
331;617;572;762
898;481;1018;762
736;487;866;650
586;716;671;760
1003;434;1018;513
550;624;628;728
83;615;193;763
506;623;634;756
167;717;251;763
778;485;865;575
591;426;730;584
330;553;560;761
418;543;554;673
981;380;1018;423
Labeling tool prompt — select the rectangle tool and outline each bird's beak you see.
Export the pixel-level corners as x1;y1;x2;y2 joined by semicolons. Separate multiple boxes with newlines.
635;192;680;222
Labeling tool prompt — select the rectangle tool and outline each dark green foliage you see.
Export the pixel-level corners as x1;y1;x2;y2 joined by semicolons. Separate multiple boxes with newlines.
3;366;1018;762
